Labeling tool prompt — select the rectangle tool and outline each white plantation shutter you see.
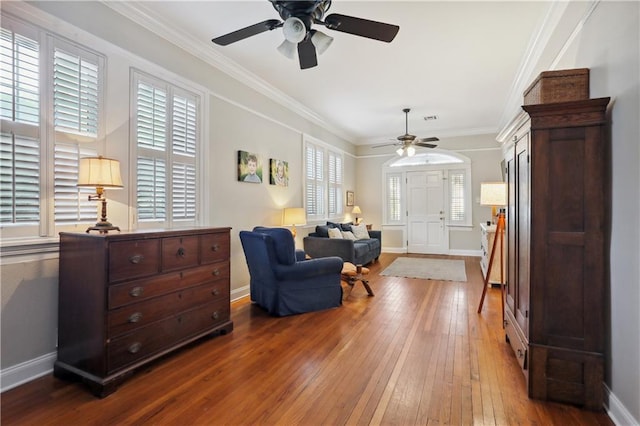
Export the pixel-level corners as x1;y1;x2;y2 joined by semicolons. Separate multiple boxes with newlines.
53;49;99;136
449;169;466;224
305;142;324;218
52;42;103;224
54;143;97;222
386;172;402;223
136;81;166;151
0;133;40;223
137;156;166;220
134;72;199;225
0;24;41;228
172;162;196;220
1;28;39;126
327;150;343;216
172;94;196;156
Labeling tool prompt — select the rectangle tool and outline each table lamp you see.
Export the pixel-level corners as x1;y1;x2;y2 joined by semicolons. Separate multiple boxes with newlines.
352;205;362;225
282;207;306;238
77;156;123;233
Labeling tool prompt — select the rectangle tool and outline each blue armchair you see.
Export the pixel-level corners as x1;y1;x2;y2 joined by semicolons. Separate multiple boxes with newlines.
239;227;344;316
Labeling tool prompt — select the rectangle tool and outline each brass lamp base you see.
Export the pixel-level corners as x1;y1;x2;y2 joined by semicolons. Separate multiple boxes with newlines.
86;221;120;234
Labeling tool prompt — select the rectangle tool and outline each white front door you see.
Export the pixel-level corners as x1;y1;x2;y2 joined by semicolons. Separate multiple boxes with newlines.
407;170;447;254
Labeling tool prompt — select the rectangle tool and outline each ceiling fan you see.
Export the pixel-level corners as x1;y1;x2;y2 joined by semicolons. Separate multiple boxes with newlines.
211;0;399;70
372;108;439;156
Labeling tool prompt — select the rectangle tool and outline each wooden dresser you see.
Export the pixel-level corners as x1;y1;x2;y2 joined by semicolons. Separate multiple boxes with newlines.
503;98;609;410
55;227;233;397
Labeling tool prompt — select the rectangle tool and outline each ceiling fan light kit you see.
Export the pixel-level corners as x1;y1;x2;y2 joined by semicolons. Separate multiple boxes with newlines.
211;0;399;70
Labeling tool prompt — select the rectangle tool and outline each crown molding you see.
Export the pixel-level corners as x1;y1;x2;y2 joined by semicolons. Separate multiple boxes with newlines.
100;1;356;143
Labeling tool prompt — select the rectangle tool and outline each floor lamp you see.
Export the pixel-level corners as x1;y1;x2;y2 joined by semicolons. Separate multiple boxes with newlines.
477;183;507;320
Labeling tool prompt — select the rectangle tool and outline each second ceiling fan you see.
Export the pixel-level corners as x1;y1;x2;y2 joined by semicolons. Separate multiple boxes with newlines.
211;0;400;70
372;108;439;156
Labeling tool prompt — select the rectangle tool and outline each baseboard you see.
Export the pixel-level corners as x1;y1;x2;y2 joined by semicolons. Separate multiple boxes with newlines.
382;247;406;254
449;249;482;257
605;384;640;426
231;284;250;301
0;351;56;393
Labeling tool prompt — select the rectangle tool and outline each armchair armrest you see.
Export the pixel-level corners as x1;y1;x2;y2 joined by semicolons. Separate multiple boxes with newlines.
273;256;343;281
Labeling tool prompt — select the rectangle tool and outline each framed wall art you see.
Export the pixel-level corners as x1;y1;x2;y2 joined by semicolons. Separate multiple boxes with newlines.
346;190;355;206
269;158;289;187
237;150;263;183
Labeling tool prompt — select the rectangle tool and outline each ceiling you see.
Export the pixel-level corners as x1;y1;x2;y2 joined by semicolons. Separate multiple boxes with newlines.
105;1;552;146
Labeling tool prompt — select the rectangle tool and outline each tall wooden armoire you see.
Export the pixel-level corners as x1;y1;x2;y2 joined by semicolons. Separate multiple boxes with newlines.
503;97;610;411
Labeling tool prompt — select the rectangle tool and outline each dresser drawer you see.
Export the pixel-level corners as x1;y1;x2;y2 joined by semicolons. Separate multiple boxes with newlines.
162;235;200;271
200;232;230;264
109;261;230;309
109;239;161;283
108;281;230;337
107;300;230;373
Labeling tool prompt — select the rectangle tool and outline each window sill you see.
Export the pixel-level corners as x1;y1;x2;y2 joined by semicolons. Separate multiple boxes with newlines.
0;237;60;264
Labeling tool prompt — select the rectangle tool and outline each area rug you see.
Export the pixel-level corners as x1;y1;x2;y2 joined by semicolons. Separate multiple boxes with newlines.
380;257;467;282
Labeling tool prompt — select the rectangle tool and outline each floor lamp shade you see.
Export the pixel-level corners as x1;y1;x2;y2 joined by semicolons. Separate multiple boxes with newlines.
480;182;506;221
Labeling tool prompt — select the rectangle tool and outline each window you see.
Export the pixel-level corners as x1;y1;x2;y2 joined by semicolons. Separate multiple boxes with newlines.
1;16;103;239
385;172;403;224
448;169;467;225
304;136;343;221
132;71;199;227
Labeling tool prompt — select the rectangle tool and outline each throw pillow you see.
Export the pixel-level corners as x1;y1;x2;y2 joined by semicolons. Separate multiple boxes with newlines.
328;227;343;239
315;225;330;238
339;222;354;231
351;224;370;240
342;230;357;240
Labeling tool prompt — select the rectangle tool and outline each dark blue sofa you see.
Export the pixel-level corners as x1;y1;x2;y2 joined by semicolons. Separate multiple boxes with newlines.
303;223;381;266
239;227;344;316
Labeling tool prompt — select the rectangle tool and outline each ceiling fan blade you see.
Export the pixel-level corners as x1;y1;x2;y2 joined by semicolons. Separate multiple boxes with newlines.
414;141;438;148
212;19;282;46
297;38;318;69
371;142;399;149
418;137;439;143
324;14;399;42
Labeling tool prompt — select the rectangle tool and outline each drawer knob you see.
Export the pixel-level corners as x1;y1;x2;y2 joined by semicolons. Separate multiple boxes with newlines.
517;348;524;358
128;342;142;354
212;288;220;296
212;311;220;320
129;254;144;264
177;247;185;257
211;244;220;252
212;269;220;276
128;312;143;323
129;286;144;297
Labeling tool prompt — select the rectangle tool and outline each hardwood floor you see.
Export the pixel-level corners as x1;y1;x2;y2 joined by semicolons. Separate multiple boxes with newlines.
1;253;613;425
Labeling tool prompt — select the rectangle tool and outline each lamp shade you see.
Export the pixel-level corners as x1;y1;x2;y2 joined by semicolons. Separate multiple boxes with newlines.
282;17;306;43
77;156;123;188
352;205;362;215
480;182;506;206
311;30;333;55
283;207;306;226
